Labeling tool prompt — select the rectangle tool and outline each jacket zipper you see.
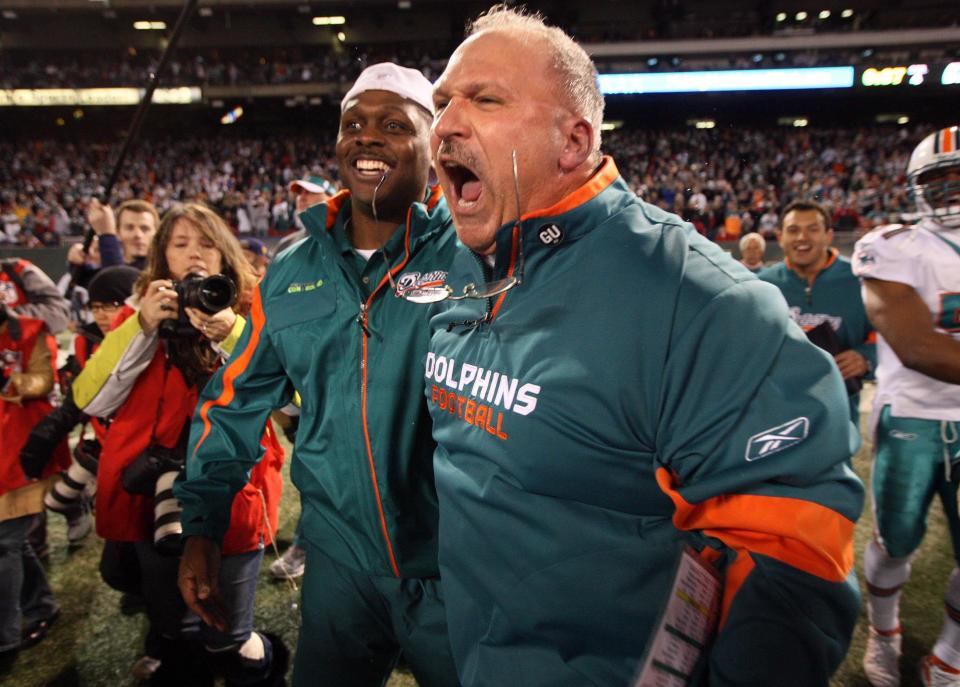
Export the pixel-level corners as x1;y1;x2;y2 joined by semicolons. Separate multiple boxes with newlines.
355;209;414;578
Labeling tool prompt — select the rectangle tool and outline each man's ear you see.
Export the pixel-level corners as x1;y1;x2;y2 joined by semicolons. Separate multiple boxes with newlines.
558;116;595;173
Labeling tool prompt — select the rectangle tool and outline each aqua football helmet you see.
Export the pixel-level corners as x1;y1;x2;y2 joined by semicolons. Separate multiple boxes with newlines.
907;125;960;228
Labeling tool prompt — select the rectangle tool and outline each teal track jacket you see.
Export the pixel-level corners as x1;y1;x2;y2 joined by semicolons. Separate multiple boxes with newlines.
759;252;875;420
424;159;864;687
177;188;457;578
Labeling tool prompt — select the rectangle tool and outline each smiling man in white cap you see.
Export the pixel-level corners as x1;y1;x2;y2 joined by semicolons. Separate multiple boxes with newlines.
175;62;461;687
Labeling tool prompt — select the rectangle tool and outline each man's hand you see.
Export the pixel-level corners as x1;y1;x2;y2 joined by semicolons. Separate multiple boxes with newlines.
67;243;88;266
178;535;229;631
86;199;117;236
834;350;869;380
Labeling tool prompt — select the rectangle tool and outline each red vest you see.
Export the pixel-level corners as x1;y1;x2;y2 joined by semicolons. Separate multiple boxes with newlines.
0;316;71;495
94;309;284;554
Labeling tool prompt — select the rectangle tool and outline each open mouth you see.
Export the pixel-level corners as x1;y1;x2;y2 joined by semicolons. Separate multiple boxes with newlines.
353;158;392;178
442;160;483;209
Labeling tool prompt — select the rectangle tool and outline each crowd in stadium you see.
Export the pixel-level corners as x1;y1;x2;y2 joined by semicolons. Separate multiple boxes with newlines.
1;42;955;89
0;125;918;247
0;46;451;89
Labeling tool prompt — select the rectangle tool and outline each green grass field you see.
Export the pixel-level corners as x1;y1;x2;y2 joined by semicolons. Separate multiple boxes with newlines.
4;382;952;686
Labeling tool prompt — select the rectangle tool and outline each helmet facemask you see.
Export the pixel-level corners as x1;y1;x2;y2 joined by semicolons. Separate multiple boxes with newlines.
911;164;960;229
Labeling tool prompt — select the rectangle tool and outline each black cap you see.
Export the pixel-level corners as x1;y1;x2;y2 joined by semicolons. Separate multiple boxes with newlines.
88;265;139;305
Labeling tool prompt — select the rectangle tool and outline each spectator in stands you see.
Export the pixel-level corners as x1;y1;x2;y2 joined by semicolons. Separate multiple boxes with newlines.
758;206;780;237
738;232;766;273
759;200;874;422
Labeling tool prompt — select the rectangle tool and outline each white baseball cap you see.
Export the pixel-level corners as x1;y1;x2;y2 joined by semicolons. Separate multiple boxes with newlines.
340;63;434;116
288;176;338;196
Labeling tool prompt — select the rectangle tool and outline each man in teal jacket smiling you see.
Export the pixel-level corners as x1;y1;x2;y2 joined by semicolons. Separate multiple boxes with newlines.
175;64;460;687
759;199;875;423
423;6;864;687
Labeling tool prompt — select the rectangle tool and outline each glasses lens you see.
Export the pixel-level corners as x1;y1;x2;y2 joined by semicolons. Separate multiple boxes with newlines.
465;277;518;299
401;287;452;304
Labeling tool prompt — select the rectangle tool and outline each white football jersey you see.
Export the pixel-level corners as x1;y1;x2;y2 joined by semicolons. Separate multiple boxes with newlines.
853;219;960;421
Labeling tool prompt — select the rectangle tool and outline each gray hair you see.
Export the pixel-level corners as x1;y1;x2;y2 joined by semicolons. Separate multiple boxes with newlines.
468;4;605;151
739;232;766;252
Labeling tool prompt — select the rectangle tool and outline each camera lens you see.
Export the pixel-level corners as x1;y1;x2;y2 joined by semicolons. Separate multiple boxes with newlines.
197;275;237;313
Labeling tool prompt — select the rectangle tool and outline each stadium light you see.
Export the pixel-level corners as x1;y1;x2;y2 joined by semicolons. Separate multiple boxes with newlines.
795;11;808;21
943;62;960;85
778;116;809;126
897;116;910;125
220;106;243;125
600;120;623;131
690;119;716;129
199;7;213;17
598;67;854;95
398;0;412;8
337;31;346;41
819;10;831;19
312;16;346;25
841;9;854;18
133;21;167;30
776;12;787;22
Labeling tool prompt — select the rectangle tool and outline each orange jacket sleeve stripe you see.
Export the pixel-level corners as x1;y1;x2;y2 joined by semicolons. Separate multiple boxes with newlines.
194;287;266;456
655;467;855;583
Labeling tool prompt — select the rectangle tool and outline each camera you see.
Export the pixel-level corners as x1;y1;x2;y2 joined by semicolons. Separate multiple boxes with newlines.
121;443;186;555
45;438;100;517
158;273;237;339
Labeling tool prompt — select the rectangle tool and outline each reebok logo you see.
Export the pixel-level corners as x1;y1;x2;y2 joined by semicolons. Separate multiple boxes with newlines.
745;417;810;461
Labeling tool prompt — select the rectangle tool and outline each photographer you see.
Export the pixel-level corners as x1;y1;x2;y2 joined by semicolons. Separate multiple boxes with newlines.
69;203;286;685
0;305;70;674
25;266;141;545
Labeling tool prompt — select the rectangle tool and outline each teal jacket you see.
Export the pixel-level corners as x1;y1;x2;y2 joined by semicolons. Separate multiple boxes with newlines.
425;159;863;686
176;187;458;578
758;252;875;421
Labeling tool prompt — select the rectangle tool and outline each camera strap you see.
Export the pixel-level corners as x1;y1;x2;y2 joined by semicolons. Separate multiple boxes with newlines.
147;360;173;446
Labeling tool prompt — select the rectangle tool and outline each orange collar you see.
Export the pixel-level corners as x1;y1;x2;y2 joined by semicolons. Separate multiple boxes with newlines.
785;247;838;282
521;156;620;221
